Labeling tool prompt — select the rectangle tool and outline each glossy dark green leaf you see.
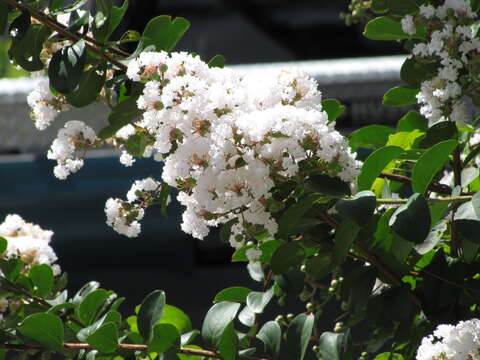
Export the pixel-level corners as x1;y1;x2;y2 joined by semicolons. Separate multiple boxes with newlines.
150;323;180;353
77;289;112;326
286;313;314;360
270;242;305;274
125;134;149;157
202;301;240;348
0;257;22;281
333;219;361;264
349;125;395;150
357;146;404;191
219;219;238;243
214;287;252;303
389;193;431;244
208;55;225;68
389;0;420;15
371;0;389;13
86;322;119;354
0;237;6;254
141;15;190;52
77;311;121;342
67;69;105;107
419;121;457;149
51;0;88;14
73;281;100;306
238;304;255;327
397;110;428;132
454;192;480;244
304;175;351;197
346;267;377;314
401;57;438;88
414;220;447;254
383;86;419;107
29;264;54;297
257;321;281;360
137;290;166;342
0;3;9;35
278;195;319;237
246;287;274;314
305;252;336;280
318;331;351;360
412;139;458;194
19;313;64;351
274;268;305;295
374;353;404;360
160;304;192;334
9;24;51;71
363;16;425;40
48;39;86;94
322;99;345;122
335;191;376;226
218;322;238;360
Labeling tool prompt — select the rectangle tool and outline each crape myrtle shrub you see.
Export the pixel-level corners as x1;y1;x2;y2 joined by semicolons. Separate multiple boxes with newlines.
2;0;480;359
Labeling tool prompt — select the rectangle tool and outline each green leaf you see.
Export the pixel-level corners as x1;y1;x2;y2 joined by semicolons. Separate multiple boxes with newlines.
19;313;64;351
67;69;105;107
375;353;404;360
389;193;431;244
125;133;149;157
383;86;419;107
218;322;238;360
137;290;166;342
9;24;51;71
214;287;252;303
318;332;351;360
346;267;377;314
401;57;438;88
305;252;336;280
77;311;121;342
141;15;190;52
73;281;100;306
371;0;389;13
278;195;319;237
0;237;7;254
51;0;88;14
275;268;305;295
357;146;404;191
109;0;128;39
0;3;10;35
286;313;314;360
389;0;420;15
257;321;281;360
419;121;457;149
333;219;361;264
202;301;240;349
77;289;112;326
270;242;305;274
246;287;274;314
87;322;119;354
304;175;351;197
208;55;225;68
412;139;458;194
48;39;86;94
363;16;425;41
397;111;427;132
321;99;345;122
335;191;376;226
414;220;447;254
160;305;192;334
150;323;180;353
349;125;395;150
454;192;480;244
29;264;54;297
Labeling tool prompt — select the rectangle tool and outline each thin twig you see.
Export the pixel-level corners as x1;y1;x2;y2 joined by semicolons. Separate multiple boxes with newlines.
376;195;472;205
379;172;452;195
0;0;128;70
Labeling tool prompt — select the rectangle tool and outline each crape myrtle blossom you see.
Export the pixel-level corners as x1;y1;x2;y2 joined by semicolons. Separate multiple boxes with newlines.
416;319;480;360
402;0;480;127
0;214;60;320
47;120;97;180
102;50;361;258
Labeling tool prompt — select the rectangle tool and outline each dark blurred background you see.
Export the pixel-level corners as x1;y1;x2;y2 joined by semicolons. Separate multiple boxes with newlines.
1;0;408;344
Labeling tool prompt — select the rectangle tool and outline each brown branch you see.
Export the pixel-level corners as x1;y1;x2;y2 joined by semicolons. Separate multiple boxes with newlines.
0;0;128;70
3;343;269;360
379;172;452;195
451;146;463;257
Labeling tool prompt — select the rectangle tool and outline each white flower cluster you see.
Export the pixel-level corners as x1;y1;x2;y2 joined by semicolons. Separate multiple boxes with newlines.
105;177;161;237
47;120;96;180
417;319;480;360
27;79;68;130
0;214;60;274
105;51;361;247
402;0;478;126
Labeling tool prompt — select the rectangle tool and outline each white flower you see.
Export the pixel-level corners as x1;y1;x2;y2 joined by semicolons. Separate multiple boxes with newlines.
420;4;435;18
246;247;262;262
401;15;416;36
27;79;67;130
119;151;135;167
417;319;480;360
